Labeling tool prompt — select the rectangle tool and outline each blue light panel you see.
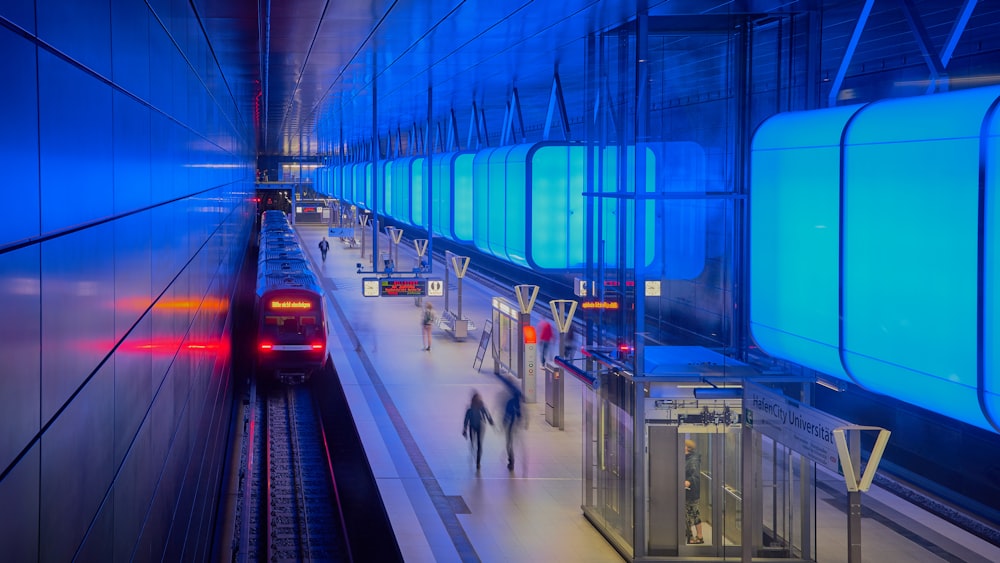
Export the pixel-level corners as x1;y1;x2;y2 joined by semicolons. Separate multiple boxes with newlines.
751;86;1000;433
430;154;452;238
651;142;707;280
412;157;426;229
987;101;1000;430
529;145;584;268
750;105;863;381
842;89;996;429
454;154;475;241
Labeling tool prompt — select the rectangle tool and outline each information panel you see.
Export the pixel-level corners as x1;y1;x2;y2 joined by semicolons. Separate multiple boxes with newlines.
362;277;445;297
381;278;426;296
743;381;849;472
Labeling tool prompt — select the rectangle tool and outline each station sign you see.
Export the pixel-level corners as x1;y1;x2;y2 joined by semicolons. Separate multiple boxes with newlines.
743;381;848;473
362;277;444;297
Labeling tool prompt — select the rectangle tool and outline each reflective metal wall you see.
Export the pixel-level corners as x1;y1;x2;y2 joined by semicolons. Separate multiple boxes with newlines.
0;1;254;560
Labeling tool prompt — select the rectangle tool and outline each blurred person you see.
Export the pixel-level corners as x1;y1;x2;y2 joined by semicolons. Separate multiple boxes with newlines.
421;302;435;351
684;439;705;544
538;319;554;365
462;391;494;469
500;380;525;470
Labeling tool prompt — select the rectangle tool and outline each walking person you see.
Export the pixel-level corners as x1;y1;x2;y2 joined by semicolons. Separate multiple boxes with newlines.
318;237;330;262
501;383;524;470
684;439;705;544
421;302;435;351
462;392;494;469
538;318;554;365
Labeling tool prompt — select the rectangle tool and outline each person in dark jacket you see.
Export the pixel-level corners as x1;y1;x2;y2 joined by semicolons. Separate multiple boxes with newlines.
462;392;494;469
318;237;330;261
684;439;705;544
501;384;524;470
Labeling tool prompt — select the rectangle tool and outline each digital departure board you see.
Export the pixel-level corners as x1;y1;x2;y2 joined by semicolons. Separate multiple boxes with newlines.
379;278;427;297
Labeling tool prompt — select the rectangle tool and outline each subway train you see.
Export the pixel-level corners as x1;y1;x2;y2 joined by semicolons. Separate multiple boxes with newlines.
255;210;328;384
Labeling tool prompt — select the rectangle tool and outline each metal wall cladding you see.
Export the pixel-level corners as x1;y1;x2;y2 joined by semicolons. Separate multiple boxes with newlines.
0;248;41;471
0;29;40;245
0;1;254;560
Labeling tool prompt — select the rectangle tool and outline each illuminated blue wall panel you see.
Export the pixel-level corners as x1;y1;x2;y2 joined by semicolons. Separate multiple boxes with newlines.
843;89;992;428
0;0;255;557
412;157;426;228
377;161;392;215
430;152;475;241
651;142;707;280
454;154;475;241
594;145;657;271
430;154;453;238
982;97;1000;429
750;86;1000;433
529;145;586;269
750;105;862;381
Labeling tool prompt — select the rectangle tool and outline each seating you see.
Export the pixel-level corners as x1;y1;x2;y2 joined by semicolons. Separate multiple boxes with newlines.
438;309;476;341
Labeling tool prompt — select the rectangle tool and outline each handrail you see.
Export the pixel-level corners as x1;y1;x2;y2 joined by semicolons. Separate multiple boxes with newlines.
553;355;599;389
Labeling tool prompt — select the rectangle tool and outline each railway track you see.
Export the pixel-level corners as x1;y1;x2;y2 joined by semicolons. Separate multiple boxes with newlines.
233;380;352;563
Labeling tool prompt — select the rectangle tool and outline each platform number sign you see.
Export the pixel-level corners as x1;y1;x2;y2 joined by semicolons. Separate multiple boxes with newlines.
427;279;444;297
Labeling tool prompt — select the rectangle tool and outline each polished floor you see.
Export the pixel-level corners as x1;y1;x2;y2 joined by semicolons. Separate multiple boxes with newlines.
296;222;1000;563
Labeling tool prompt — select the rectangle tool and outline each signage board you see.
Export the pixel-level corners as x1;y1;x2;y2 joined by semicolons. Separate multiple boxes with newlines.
427;279;444;297
379;278;427;297
743;381;849;472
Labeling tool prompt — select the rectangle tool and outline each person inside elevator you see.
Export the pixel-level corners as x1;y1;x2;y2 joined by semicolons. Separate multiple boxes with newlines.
685;439;705;544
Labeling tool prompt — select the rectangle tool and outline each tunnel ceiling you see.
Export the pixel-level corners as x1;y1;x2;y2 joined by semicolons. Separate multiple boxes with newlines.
195;0;1000;159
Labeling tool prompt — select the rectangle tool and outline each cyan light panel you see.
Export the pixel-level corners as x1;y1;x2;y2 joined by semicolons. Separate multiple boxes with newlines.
982;97;1000;430
430;154;453;238
842;91;994;429
362;163;373;209
454;154;475;241
750;105;863;382
505;146;529;266
529;145;584;269
472;150;492;254
382;161;393;215
596;145;656;270
412;157;426;229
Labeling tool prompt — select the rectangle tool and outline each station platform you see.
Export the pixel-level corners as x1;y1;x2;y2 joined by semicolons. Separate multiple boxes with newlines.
295;223;1000;563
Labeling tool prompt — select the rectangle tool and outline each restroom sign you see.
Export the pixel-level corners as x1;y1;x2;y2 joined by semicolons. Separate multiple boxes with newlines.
427;279;444;297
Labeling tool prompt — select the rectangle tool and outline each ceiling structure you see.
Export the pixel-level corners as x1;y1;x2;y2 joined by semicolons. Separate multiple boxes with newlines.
195;0;1000;160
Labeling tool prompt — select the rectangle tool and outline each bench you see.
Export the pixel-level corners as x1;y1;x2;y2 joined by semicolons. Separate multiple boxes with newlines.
438;309;476;341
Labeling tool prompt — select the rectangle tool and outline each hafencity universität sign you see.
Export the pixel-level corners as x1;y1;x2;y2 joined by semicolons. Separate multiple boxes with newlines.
743;381;849;473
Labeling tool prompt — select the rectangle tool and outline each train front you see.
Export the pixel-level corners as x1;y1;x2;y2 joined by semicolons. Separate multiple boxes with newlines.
256;287;328;384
